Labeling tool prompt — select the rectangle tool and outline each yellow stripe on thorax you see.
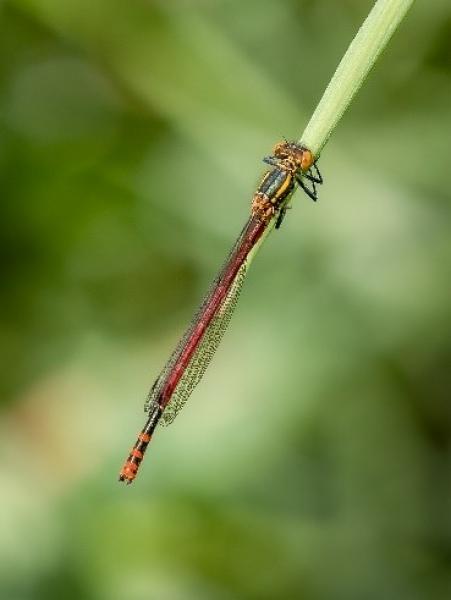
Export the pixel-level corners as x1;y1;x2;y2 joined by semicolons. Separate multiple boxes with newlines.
274;172;292;201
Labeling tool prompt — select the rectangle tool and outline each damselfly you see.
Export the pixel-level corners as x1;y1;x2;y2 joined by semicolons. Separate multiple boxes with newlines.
119;141;323;483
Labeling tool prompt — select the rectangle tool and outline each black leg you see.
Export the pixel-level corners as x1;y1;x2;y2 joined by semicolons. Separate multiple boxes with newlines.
275;206;288;229
296;174;318;201
304;162;323;184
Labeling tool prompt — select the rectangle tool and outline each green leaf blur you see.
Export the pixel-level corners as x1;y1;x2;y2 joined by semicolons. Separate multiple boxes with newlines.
0;1;450;599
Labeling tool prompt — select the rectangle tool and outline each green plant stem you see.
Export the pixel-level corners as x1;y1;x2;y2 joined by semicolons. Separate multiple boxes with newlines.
301;0;415;157
247;0;414;264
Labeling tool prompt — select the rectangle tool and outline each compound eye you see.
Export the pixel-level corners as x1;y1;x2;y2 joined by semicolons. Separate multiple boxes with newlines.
300;149;314;171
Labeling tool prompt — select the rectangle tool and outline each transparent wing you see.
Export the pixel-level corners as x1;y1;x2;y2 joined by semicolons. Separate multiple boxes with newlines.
160;262;246;425
145;261;247;426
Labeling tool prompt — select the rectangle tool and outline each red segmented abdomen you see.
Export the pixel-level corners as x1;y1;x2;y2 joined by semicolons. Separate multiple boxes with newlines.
119;217;266;484
118;406;162;484
159;217;266;406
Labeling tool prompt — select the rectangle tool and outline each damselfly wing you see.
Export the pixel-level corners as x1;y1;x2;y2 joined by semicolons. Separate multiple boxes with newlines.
145;230;249;425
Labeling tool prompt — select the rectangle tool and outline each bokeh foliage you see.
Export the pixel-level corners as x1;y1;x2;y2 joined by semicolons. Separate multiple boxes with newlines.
0;1;450;599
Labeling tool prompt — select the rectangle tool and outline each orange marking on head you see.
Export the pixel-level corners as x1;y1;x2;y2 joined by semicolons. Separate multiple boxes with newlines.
273;141;286;156
139;433;151;443
272;141;315;172
300;149;314;172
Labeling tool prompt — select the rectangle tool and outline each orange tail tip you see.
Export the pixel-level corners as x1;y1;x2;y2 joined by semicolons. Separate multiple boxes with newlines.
118;385;163;484
119;460;139;484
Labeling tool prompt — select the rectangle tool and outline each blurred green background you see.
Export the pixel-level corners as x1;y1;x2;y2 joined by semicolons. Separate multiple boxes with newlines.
1;1;450;599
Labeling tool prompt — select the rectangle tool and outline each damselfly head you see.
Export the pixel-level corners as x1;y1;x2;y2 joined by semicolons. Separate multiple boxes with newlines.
273;141;315;173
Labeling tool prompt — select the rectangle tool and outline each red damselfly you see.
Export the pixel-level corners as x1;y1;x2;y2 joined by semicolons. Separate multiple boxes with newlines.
119;141;323;483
